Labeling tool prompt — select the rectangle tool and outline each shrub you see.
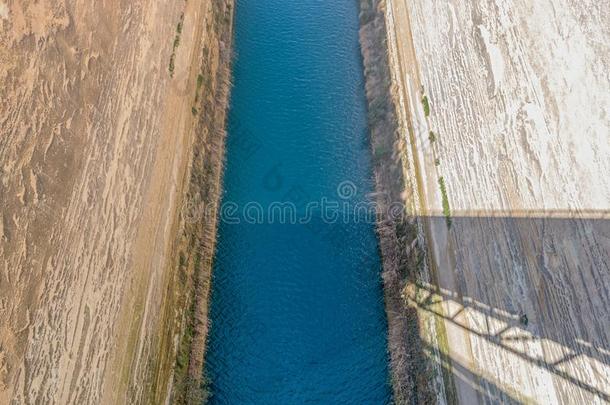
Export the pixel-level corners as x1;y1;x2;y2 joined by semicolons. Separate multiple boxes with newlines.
184;376;210;405
421;95;430;117
169;14;184;76
438;176;452;228
169;57;175;75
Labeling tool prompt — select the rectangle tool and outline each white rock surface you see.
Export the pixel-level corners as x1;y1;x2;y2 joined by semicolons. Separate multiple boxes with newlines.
386;0;610;403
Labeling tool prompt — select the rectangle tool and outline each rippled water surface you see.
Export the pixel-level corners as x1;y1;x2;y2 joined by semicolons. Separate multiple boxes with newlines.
206;0;392;403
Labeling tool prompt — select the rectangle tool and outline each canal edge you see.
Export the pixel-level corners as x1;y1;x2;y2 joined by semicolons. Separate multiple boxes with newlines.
142;1;236;404
358;0;457;403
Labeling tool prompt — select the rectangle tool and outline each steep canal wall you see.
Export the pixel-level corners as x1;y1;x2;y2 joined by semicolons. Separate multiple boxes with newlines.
0;0;234;403
144;1;234;404
363;0;610;402
359;0;449;403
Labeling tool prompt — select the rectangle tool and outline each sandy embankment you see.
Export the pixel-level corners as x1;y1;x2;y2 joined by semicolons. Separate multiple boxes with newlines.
378;0;610;403
0;0;233;403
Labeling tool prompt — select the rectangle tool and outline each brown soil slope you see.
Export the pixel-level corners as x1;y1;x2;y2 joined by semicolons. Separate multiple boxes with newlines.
0;0;231;403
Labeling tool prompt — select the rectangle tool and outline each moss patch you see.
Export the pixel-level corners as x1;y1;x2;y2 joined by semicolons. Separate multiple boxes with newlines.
437;176;452;228
421;95;430;117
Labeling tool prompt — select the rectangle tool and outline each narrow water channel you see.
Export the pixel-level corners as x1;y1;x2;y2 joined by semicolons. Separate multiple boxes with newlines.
206;0;392;403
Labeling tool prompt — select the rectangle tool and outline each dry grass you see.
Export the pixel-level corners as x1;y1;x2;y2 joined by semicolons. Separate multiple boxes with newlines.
359;0;437;402
141;2;235;404
170;2;235;404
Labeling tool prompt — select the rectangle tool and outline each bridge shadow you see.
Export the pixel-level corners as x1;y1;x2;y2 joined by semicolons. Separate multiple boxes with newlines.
422;340;527;404
401;213;610;404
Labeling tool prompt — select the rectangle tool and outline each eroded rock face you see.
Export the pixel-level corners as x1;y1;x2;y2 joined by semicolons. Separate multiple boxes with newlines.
0;0;227;402
384;0;610;403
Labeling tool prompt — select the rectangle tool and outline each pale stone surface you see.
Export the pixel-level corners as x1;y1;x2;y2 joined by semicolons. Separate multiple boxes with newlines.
386;0;610;402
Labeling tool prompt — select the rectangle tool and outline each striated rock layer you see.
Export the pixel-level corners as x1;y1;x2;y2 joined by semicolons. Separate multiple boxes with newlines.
378;0;610;403
0;0;233;403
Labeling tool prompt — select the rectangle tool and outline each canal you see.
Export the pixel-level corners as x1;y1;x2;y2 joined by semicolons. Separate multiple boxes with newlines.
206;0;392;402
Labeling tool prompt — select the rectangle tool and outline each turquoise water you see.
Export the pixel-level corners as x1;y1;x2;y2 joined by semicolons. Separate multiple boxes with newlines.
206;0;392;403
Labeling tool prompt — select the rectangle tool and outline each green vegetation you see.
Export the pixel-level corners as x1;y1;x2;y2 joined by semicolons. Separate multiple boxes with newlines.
172;253;211;404
421;95;430;117
520;313;529;326
194;74;205;103
170;3;234;403
172;254;197;400
438;176;452;228
184;376;210;404
375;145;390;158
434;158;440;166
169;58;176;76
169;13;185;76
428;131;436;143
